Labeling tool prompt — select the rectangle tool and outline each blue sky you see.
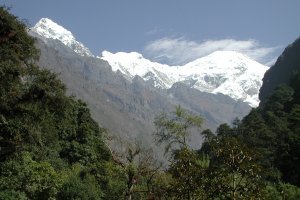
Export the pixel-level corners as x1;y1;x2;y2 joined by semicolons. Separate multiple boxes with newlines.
3;0;300;66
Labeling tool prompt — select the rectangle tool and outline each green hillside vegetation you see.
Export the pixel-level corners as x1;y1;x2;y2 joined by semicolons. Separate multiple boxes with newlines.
1;7;299;199
259;37;300;104
0;7;127;199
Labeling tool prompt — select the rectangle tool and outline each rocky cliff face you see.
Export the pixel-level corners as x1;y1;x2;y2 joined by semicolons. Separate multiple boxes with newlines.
259;37;300;104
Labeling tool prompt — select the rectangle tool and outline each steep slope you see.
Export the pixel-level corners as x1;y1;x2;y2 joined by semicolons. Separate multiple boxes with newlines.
236;37;300;186
33;36;250;141
29;18;252;159
31;18;93;57
100;51;175;89
259;37;300;104
101;50;268;107
31;18;267;108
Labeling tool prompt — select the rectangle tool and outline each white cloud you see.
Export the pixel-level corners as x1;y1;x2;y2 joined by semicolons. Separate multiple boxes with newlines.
146;26;160;35
144;37;282;66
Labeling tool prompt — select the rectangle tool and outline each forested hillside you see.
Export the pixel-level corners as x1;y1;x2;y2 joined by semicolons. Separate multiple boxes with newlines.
259;37;300;104
0;7;127;199
0;7;299;200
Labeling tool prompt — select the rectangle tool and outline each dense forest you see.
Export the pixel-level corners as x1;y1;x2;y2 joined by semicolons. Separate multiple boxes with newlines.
0;7;299;199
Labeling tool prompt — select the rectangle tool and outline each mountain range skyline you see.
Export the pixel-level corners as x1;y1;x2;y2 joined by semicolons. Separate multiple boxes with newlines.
31;17;268;107
4;0;300;66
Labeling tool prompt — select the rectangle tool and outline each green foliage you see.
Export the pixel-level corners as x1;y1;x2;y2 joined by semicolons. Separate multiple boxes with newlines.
154;105;202;153
204;135;264;199
0;6;122;199
0;6;39;63
102;162;127;200
154;106;209;199
2;5;300;199
216;123;232;136
59;100;111;165
56;164;103;200
167;147;210;199
0;190;27;200
263;183;300;200
154;107;267;199
0;152;64;199
237;73;300;186
0;6;39;160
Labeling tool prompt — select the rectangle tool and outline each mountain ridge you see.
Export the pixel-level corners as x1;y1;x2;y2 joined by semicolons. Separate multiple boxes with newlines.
100;50;269;107
259;37;300;104
31;18;268;107
29;18;252;161
31;18;93;57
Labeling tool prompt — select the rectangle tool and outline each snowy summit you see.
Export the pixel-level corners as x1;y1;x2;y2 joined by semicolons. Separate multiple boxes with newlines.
31;18;93;57
100;51;269;107
31;18;269;107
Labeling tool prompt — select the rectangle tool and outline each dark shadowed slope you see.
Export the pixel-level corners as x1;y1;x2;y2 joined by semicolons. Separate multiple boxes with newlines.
259;37;300;104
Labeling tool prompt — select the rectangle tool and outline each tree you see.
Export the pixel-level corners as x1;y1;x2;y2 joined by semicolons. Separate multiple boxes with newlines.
204;135;264;200
0;6;39;160
0;152;63;200
239;109;280;182
167;147;210;199
154;106;208;199
239;75;300;186
263;183;300;200
106;138;161;200
154;105;202;153
56;164;103;200
0;7;116;199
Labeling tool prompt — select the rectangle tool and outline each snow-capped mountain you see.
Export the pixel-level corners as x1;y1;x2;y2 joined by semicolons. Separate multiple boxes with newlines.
31;18;253;151
100;51;176;88
30;18;268;107
100;51;269;107
31;18;93;57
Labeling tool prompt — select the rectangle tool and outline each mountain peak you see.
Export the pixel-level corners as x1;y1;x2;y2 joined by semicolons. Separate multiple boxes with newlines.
100;51;174;89
101;50;269;107
30;18;268;107
33;18;72;38
209;50;246;56
101;51;144;60
31;18;93;57
186;50;253;66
